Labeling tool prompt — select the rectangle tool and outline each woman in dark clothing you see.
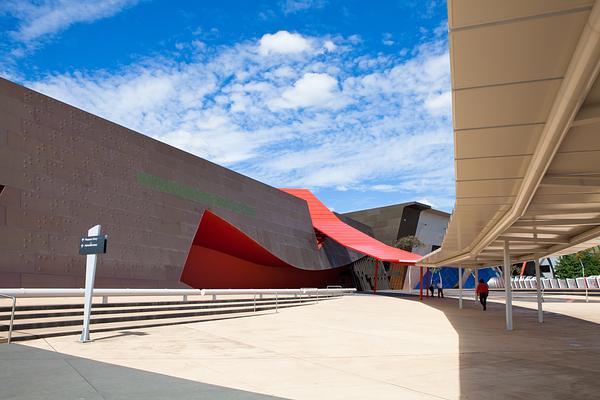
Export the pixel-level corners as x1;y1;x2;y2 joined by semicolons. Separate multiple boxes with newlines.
476;278;489;311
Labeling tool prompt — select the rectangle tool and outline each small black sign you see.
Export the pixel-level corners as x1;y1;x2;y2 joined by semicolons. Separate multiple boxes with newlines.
79;235;108;255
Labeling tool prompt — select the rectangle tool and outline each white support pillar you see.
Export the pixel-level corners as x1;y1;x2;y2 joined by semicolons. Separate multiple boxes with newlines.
504;241;513;331
458;267;463;309
535;258;543;323
408;265;412;295
80;224;101;343
474;268;479;301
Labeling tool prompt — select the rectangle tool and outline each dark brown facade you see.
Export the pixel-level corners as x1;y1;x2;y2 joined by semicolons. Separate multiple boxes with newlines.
0;78;361;288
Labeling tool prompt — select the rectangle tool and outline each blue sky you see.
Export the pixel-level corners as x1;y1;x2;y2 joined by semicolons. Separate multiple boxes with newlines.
0;0;453;213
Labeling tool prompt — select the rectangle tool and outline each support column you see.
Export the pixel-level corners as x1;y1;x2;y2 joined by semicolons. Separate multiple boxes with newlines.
419;266;423;300
504;241;513;331
474;268;479;301
458;267;463;309
408;266;412;295
535;258;543;323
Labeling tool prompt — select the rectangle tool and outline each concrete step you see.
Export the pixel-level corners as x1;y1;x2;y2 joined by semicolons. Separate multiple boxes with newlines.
1;301;313;331
0;297;312;321
0;295;337;342
6;307;289;342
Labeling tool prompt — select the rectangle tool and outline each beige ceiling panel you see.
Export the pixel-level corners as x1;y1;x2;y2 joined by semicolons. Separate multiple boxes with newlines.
455;124;543;159
504;226;575;234
531;192;600;204
558;123;600;152
454;204;511;214
553;237;600;256
449;0;593;29
456;178;522;198
547;151;600;175
456;155;531;181
455;196;515;206
535;175;600;196
452;11;586;89
453;80;561;130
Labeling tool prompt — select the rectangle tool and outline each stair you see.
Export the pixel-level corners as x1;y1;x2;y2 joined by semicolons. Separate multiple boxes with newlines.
0;295;334;342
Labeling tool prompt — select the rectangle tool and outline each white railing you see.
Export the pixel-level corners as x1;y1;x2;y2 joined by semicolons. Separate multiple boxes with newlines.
0;287;355;343
0;294;16;344
0;287;355;298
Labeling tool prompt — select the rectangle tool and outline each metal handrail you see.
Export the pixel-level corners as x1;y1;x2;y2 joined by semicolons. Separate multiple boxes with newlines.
0;288;355;343
0;288;356;298
0;294;16;344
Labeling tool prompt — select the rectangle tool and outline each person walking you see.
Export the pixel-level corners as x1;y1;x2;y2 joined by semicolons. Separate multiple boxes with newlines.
437;281;444;298
428;283;435;298
476;278;489;311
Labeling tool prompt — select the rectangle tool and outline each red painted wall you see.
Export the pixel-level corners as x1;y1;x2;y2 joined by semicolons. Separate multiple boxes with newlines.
181;246;350;289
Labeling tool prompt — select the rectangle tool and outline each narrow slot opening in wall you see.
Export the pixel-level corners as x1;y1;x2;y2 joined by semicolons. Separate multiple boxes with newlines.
0;185;4;196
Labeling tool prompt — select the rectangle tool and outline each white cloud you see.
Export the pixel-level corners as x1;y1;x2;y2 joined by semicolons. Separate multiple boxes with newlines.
382;33;394;46
425;91;452;116
23;30;455;210
323;40;336;52
258;31;312;56
281;0;326;14
4;0;140;42
270;72;341;109
372;184;397;192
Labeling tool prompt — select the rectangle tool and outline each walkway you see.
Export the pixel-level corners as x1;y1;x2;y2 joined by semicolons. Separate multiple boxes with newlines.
2;294;599;399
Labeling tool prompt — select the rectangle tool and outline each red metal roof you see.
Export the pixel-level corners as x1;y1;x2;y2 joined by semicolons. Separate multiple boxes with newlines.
281;189;422;264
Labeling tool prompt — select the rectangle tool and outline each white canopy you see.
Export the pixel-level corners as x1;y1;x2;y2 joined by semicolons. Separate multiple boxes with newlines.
421;0;600;267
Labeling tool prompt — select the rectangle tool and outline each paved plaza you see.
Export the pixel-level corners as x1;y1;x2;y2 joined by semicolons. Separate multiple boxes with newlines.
2;294;600;399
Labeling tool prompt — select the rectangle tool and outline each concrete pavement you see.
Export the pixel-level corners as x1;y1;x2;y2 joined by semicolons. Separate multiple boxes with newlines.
1;293;599;399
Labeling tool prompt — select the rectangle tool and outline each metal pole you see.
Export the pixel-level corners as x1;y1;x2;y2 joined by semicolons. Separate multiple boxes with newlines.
253;294;256;312
474;268;478;301
504;241;513;331
535;258;543;323
408;266;412;295
275;292;278;313
458;267;463;309
579;258;589;303
8;296;15;344
419;266;423;300
80;224;101;343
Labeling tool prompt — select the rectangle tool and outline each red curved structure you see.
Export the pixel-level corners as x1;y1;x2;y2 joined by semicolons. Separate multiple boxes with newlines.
180;210;352;289
281;189;421;263
180;190;421;289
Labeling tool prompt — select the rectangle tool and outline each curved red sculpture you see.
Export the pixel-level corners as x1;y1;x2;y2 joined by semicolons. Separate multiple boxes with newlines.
180;210;352;289
180;189;421;289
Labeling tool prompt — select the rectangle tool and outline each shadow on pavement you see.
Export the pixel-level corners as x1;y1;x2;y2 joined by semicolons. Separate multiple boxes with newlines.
0;343;285;400
380;293;600;400
90;331;148;342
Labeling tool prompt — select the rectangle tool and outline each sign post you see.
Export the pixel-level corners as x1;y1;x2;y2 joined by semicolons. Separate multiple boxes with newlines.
79;225;107;342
